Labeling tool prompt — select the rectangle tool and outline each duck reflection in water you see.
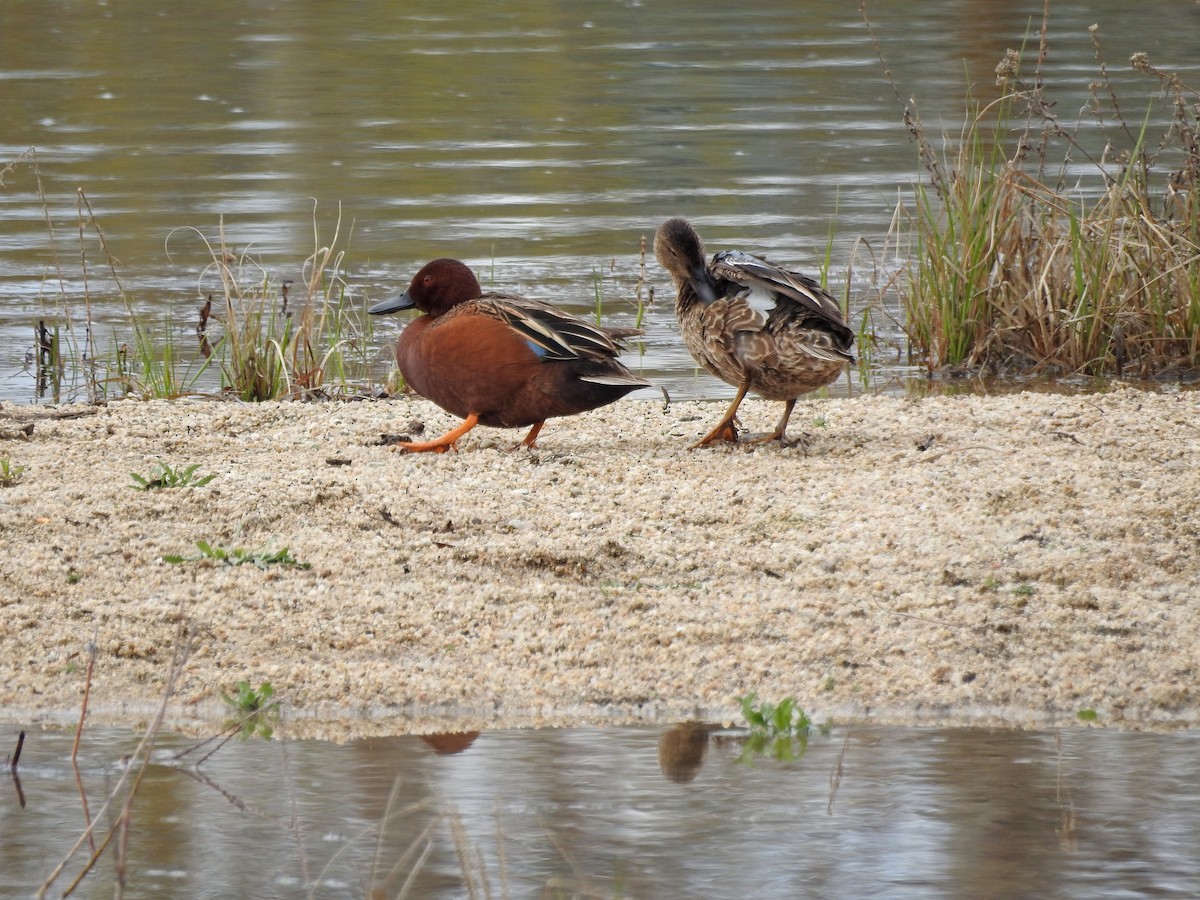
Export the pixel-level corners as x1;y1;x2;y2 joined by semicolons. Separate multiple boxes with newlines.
419;731;481;756
658;723;716;784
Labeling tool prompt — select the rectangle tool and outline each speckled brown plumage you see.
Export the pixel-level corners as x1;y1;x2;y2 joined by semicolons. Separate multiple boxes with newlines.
654;217;855;447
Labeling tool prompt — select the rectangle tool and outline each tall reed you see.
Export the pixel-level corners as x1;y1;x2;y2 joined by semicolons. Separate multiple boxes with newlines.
175;206;370;401
867;0;1200;378
2;149;375;402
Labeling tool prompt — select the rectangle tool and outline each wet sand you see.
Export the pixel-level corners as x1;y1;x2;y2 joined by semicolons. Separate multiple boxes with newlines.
0;386;1196;739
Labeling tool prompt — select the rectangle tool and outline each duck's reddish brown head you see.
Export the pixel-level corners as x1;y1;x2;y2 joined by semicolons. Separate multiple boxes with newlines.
368;258;483;318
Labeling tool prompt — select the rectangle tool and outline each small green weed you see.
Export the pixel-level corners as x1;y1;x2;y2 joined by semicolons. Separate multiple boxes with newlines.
1076;708;1099;722
163;540;311;570
592;250;654;331
225;679;275;713
222;680;279;740
633;233;650;329
590;265;604;325
0;458;26;487
130;461;216;490
738;692;812;762
1013;583;1035;597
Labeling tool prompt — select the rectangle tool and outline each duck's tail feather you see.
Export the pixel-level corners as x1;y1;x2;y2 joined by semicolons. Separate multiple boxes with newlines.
578;372;653;387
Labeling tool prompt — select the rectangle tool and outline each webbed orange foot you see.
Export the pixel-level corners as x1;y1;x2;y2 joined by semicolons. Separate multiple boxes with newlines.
393;440;456;454
512;421;545;450
688;384;749;449
689;419;740;449
389;413;479;454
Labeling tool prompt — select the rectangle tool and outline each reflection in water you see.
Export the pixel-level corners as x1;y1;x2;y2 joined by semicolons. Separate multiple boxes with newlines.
949;1;1044;108
419;731;481;756
657;721;712;783
3;724;1200;898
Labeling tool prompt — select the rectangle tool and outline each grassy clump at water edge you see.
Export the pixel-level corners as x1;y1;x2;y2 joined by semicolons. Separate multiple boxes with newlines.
866;0;1200;379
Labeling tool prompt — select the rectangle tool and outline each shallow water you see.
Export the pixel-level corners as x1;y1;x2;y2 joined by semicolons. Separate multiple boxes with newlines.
3;723;1199;898
3;1;1200;402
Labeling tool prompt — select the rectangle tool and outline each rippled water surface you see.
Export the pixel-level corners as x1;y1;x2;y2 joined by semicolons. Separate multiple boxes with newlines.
3;1;1200;401
4;724;1200;898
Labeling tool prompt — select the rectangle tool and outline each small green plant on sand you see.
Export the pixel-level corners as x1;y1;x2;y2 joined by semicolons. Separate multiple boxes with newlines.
0;458;26;487
738;692;812;762
163;540;311;570
222;680;279;740
1077;708;1100;723
130;461;216;490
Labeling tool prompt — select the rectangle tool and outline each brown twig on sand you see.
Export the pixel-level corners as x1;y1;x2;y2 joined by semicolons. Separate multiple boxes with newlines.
0;423;34;440
0;406;99;422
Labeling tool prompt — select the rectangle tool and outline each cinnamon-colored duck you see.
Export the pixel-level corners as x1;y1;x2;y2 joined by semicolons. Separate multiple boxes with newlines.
654;217;855;448
368;258;649;452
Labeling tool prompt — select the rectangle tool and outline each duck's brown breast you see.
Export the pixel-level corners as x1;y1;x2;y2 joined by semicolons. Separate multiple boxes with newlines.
396;310;542;423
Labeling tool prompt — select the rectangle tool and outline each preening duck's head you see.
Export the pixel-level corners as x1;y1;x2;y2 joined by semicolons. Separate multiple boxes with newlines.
653;217;718;303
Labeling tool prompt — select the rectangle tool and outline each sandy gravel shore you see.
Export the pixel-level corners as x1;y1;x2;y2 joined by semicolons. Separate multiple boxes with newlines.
0;386;1197;739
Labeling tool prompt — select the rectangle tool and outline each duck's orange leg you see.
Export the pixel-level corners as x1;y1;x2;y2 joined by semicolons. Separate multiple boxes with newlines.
742;398;797;445
394;413;480;453
515;421;545;450
690;383;749;449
